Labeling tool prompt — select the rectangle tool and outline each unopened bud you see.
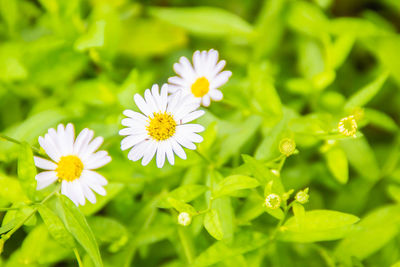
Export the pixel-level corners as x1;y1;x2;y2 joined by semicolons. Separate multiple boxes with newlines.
265;194;281;209
178;212;192;226
279;138;296;157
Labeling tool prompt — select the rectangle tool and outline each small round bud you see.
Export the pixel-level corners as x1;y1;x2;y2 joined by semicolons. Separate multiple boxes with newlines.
178;212;192;226
279;138;296;157
295;188;309;204
265;194;281;209
338;115;357;137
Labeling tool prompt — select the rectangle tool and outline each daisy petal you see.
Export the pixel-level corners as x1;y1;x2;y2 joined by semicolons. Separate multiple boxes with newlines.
36;171;58;190
34;156;57;170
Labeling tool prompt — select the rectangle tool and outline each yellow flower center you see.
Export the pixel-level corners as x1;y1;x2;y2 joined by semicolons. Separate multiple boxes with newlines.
56;155;84;182
191;77;210;97
338;115;357;137
147;112;176;141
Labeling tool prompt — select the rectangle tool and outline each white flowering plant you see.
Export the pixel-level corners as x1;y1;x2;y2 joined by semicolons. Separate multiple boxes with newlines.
0;0;399;267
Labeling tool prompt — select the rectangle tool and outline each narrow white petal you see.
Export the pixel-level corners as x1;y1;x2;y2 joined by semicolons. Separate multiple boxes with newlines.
177;124;205;133
160;84;168;112
186;133;203;143
156;142;166;168
119;127;147;136
141;140;158;166
34;156;57;170
80;136;104;160
174;132;196;150
209;89;223;101
81;171;107;196
165;140;175;165
82;170;108;186
127;141;149;161
56;124;67;155
144;89;160;114
123;109;148;122
210;60;226;78
211;71;232;88
121;134;148;150
62;181;79;206
64;123;75;154
134;94;152;117
73;129;91;155
201;95;211;107
39;136;61;162
35;171;58;190
181;110;205;124
80;180;96;204
71;180;85;206
85;155;111;170
121;118;147;128
171;138;187;159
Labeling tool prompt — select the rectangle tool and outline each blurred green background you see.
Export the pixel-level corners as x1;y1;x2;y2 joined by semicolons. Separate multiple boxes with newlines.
1;0;400;266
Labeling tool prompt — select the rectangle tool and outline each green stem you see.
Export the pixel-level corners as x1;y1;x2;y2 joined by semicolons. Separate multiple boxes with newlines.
0;207;21;212
1;187;59;241
178;227;195;264
269;201;294;241
73;248;84;267
194;150;212;165
0;133;44;155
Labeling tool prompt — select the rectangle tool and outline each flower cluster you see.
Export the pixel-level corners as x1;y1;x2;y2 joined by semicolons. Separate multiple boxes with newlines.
34;49;231;206
120;49;231;168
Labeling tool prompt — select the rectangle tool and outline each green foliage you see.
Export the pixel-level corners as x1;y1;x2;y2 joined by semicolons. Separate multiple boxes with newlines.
1;0;400;266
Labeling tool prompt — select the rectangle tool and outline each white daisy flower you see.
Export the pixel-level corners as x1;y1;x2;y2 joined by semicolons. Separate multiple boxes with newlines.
34;123;111;206
168;49;232;107
120;84;205;168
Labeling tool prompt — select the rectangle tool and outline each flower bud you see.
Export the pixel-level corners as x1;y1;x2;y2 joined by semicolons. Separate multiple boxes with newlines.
178;212;192;226
265;194;281;209
295;188;309;204
338;115;357;137
279;138;296;157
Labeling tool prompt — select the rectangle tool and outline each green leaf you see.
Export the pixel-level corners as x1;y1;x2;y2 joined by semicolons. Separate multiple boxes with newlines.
0;173;29;202
0;109;66;160
344;71;389;110
213;175;260;198
241;155;284;193
387;184;400;203
58;194;103;267
204;209;223;241
17;143;37;200
287;0;328;37
364;108;399;133
158;184;208;208
325;146;349;184
149;7;253;38
339;137;380;181
38;204;75;249
193;231;268;266
74;20;106;51
278;210;359;242
329;17;389;37
18;224;49;265
119;18;187;57
335;205;400;262
167;197;197;215
218;116;262;165
87;216;129;252
80;183;124;216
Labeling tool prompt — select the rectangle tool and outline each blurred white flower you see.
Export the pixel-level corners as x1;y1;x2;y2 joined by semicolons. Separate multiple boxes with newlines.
178;212;192;226
168;49;232;107
34;123;111;206
120;84;205;168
